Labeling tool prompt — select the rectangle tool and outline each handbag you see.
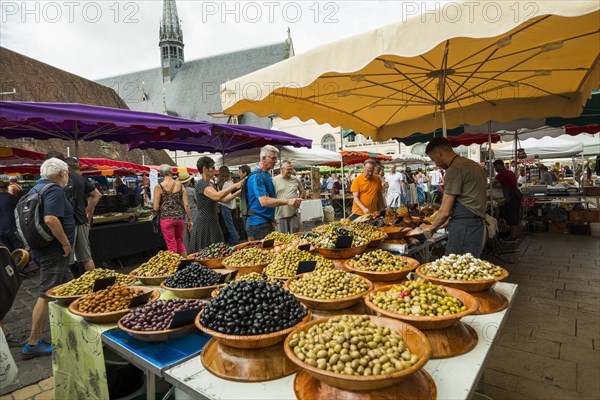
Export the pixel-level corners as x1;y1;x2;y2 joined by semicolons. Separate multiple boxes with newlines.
152;185;168;233
0;247;22;321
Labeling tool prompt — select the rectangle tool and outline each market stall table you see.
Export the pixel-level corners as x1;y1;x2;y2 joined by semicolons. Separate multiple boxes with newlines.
164;282;517;400
102;329;211;400
48;285;176;400
89;220;166;262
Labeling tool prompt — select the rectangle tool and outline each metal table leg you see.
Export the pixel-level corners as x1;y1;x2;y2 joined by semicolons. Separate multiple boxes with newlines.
146;371;156;400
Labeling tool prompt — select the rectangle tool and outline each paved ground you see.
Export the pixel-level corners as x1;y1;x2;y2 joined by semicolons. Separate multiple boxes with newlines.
1;232;598;400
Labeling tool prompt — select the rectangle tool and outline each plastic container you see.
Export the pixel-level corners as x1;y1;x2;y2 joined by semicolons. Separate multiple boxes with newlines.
590;222;600;237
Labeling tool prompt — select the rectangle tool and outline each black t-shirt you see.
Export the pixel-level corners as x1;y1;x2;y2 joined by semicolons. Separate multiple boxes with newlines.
0;192;18;230
65;172;95;225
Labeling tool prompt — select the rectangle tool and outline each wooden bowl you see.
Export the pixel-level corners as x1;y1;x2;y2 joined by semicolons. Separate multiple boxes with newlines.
117;319;198;342
195;309;311;349
314;243;369;260
283;315;431;391
284;273;373;310
343;255;420;282
197;257;225;269
159;281;221;299
378;226;410;240
416;264;510;293
364;285;478;330
222;262;269;276
130;274;172;285
45;275;136;306
68;287;161;324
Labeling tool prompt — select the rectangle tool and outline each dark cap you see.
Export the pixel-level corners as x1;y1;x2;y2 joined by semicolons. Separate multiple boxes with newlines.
65;157;80;169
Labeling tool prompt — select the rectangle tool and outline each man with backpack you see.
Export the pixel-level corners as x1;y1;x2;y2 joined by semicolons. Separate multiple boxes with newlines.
16;158;75;359
245;145;302;240
65;157;101;272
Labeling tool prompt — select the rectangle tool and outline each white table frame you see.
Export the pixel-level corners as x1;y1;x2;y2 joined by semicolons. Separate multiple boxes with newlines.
164;282;518;400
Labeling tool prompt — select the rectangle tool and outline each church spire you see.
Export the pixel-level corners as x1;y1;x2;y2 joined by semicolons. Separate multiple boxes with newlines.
159;0;184;82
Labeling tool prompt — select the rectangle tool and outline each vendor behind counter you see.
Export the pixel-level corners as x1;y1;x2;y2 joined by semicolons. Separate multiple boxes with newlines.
420;137;487;257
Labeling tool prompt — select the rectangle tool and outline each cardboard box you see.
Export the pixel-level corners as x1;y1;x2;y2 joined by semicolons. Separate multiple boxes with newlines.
548;222;568;233
569;210;600;223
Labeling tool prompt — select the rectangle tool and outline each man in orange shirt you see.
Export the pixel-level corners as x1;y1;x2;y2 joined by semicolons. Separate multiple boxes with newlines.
350;160;384;221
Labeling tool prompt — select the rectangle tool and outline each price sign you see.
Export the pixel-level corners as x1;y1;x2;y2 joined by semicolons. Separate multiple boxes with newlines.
297;261;317;274
298;244;311;252
220;270;239;283
169;308;203;329
93;276;116;292
334;235;353;249
128;291;153;308
262;239;275;249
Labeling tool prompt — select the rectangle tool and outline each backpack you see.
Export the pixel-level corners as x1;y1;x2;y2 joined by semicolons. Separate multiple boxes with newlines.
240;171;275;223
14;183;58;250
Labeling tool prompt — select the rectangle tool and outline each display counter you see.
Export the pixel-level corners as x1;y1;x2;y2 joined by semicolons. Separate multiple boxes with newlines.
164;282;517;400
48;285;177;400
89;220;165;262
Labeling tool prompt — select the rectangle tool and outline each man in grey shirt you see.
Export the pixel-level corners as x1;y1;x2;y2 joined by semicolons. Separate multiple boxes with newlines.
421;137;487;257
273;161;305;234
539;165;554;185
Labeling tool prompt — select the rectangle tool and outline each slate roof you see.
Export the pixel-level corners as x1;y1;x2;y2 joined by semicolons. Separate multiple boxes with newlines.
96;41;293;128
0;47;174;165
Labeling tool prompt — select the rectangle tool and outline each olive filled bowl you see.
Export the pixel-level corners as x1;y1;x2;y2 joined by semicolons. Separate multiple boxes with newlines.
314;243;369;260
46;275;136;306
284;273;373;311
416;264;510;293
283;315;431;391
159;281;221;299
343;255;420;283
194;309;311;349
117;319;198;342
68;287;161;324
364;285;478;330
197;257;225;269
222;262;269;276
377;226;411;240
130;273;173;286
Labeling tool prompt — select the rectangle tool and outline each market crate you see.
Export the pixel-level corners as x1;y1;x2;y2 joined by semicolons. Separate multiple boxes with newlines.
569;210;600;223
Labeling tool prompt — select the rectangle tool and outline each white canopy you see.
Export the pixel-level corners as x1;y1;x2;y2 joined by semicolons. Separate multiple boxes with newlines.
212;146;342;168
493;137;584;159
385;154;431;165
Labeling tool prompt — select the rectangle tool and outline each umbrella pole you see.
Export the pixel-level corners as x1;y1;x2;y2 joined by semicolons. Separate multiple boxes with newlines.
488;122;493;217
514;131;518;174
442;108;447;138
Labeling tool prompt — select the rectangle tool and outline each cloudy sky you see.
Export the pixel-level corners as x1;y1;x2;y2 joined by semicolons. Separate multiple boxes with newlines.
0;0;447;80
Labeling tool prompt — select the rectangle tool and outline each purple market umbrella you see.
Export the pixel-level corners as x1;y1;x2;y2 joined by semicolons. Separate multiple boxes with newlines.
0;101;311;156
128;121;312;155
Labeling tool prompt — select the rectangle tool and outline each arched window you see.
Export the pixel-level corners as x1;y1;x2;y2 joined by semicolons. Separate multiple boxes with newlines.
411;143;426;156
322;134;337;151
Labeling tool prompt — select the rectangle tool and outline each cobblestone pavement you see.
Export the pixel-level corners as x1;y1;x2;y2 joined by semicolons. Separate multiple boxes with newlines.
1;233;598;400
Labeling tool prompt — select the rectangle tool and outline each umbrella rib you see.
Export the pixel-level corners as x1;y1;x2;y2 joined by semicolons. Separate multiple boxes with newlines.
446;47;499;104
575;52;600;96
394;68;439;103
376;57;434;72
351;76;436;114
457;30;600;71
307;77;434;104
445;76;496;107
270;92;379;130
418;55;437;70
450;16;551;69
1;120;72;141
449;51;544;103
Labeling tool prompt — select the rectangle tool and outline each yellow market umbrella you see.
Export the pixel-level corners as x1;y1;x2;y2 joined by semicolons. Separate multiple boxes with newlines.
222;1;599;140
